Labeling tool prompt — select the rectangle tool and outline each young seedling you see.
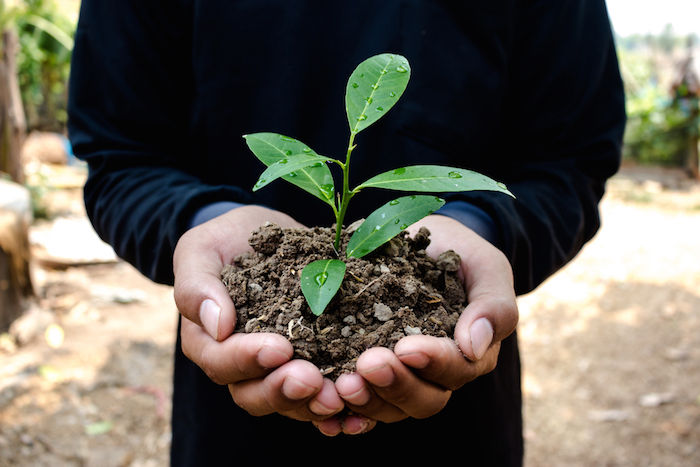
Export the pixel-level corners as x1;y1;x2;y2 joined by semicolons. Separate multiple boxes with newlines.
243;53;513;316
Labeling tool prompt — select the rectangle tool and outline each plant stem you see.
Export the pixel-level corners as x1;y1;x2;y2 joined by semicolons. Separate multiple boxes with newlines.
334;132;358;250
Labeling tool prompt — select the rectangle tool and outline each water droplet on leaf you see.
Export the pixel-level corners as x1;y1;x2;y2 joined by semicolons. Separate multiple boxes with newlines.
396;65;408;73
448;171;463;179
400;223;409;230
365;97;373;104
497;182;508;189
371;84;380;90
389;199;400;205
376;106;383;112
352;83;359;88
389;92;397;98
315;272;328;287
319;184;334;199
393;168;406;175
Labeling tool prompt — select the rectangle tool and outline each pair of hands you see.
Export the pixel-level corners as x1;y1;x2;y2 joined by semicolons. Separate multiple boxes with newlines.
173;205;518;436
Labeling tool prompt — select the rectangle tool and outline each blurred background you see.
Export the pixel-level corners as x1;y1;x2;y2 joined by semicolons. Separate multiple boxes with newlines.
0;1;698;466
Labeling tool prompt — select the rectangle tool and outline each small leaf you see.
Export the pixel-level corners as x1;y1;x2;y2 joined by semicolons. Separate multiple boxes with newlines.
243;133;336;204
357;165;515;197
300;259;346;316
346;54;411;135
347;195;445;258
253;154;335;192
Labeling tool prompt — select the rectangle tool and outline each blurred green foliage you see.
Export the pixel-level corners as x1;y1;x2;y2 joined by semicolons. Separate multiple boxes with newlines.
623;84;699;166
618;31;700;167
7;0;75;131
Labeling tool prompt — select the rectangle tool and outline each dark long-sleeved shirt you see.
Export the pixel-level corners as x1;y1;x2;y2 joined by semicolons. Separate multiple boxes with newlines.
68;1;625;465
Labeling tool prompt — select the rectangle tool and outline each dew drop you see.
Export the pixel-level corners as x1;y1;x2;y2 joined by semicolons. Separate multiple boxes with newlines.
497;182;508;190
394;219;401;224
396;65;408;73
278;158;288;164
389;199;400;205
376;106;384;112
393;167;406;175
371;83;380;90
288;171;298;178
280;136;296;142
365;97;373;104
302;147;311;153
381;213;386;219
352;83;359;89
314;272;328;287
380;69;387;75
357;114;367;121
389;92;397;98
400;223;409;230
373;225;382;232
285;150;292;156
310;162;324;168
448;171;463;179
319;184;334;199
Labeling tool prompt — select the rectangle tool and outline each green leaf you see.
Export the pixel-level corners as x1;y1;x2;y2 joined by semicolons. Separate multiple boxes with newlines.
346;53;411;135
346;195;445;258
300;259;347;316
243;133;336;204
253;154;336;195
357;165;515;197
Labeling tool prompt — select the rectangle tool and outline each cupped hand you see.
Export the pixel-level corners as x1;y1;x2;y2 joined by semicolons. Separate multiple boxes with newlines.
334;214;519;427
173;205;344;423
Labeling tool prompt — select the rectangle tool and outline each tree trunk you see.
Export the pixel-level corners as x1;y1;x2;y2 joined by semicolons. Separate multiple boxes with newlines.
0;30;27;184
0;208;34;333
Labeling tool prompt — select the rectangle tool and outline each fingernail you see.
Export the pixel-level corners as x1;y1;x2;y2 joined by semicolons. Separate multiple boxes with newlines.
283;377;316;400
257;345;290;369
309;398;337;416
200;299;221;340
470;318;494;360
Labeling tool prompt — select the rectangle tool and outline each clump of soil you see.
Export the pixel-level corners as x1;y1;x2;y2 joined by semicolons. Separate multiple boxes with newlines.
221;222;467;380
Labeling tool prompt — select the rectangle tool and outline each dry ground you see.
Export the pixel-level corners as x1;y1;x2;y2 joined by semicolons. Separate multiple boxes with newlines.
1;164;699;466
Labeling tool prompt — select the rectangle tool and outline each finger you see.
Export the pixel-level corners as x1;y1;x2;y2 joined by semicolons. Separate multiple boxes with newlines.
336;371;407;423
312;412;377;436
173;225;242;341
229;359;328;419
395;334;501;390
341;347;452;420
308;378;345;417
181;317;293;384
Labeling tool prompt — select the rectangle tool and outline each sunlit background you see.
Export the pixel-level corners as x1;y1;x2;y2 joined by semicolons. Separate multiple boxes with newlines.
0;1;699;466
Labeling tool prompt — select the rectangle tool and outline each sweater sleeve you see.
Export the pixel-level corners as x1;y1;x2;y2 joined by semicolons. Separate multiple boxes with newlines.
67;0;251;285
446;0;626;295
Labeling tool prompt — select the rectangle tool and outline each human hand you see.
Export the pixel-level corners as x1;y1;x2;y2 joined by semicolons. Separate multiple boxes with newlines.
173;205;344;423
329;214;518;432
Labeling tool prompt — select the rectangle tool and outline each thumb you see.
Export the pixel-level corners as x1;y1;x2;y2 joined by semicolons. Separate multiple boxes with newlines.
173;226;239;341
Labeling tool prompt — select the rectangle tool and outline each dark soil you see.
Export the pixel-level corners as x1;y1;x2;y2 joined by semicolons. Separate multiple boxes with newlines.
221;222;467;380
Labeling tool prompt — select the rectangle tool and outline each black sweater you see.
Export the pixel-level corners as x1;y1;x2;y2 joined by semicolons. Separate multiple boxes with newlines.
68;1;625;465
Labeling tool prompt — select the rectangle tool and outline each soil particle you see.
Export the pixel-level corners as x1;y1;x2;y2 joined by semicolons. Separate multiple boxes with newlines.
222;224;466;380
